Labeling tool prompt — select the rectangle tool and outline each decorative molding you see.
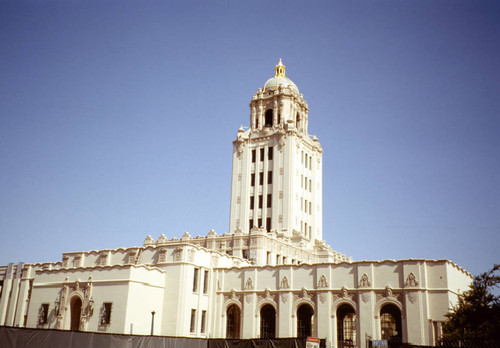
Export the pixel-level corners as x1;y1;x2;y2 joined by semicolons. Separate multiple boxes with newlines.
405;272;419;287
173;247;183;261
317;274;329;288
280;276;290;289
158;248;167;263
281;293;289;303
244;277;253;290
319;292;328;303
361;292;370;303
408;292;418;304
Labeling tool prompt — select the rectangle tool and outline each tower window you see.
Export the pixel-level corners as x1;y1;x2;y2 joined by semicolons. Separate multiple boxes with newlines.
251;173;255;186
201;310;207;333
309;202;312;214
260;148;264;161
305;154;308;168
258;218;262;228
267;194;272;208
301;175;303;188
259;195;263;208
268;147;273;160
266;218;271;232
249;219;254;230
265;109;273;127
259;172;264;185
190;309;196;333
268;171;272;184
203;270;209;294
252;150;256;163
309;179;312;192
278;113;281;126
309;157;312;169
250;196;254;209
305;177;308;190
102;303;112;325
296;112;300;127
193;268;199;292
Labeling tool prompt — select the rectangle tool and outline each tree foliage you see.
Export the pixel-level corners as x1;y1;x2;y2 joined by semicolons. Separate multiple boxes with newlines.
442;264;500;344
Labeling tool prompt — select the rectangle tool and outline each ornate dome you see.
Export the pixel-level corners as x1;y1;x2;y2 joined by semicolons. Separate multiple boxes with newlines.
263;59;299;93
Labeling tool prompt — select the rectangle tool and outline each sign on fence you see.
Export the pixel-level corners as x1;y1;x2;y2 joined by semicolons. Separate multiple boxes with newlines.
306;337;320;348
371;340;388;347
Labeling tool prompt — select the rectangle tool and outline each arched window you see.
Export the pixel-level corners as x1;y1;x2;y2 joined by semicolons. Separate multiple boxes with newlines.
337;304;356;348
226;304;241;338
70;297;82;331
265;109;273;127
380;304;402;344
260;304;276;338
297;304;314;338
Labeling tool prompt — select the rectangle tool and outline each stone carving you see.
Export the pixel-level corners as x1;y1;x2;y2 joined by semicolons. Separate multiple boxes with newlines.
281;293;288;303
62;255;69;268
128;250;137;264
318;274;329;288
245;294;252;303
361;292;369;303
280;276;290;289
359;273;371;288
173;247;183;261
408;292;418;304
157;234;167;245
405;272;419;287
158;248;167;263
99;252;108;266
143;235;155;246
386;286;393;298
294;287;313;303
73;255;82;267
188;248;195;262
319;292;327;303
342;287;348;298
244;277;253;290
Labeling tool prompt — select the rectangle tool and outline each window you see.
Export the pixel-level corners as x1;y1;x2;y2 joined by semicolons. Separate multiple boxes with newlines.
296;112;300;128
193;268;199;292
251;173;255;186
190;309;196;333
267;252;271;264
265;109;273;127
260;148;264;161
252;150;256;163
266;218;271;232
268;147;273;160
39;303;49;324
305;154;308;168
258;218;262;228
278;113;281;125
249;219;254;230
268;171;272;184
380;305;402;341
259;195;263;209
309;202;312;214
301;175;303;188
309;157;312;169
309;179;312;192
301;198;303;211
242;249;249;260
259;172;264;185
203;270;209;294
102;303;112;325
301;151;304;164
201;310;207;333
297;304;314;338
305;199;307;211
260;305;276;338
226;305;241;338
267;194;272;208
250;196;254;209
305;177;308;190
337;304;356;348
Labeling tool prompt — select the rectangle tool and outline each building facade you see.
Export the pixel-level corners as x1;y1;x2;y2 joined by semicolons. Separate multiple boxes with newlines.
0;61;472;347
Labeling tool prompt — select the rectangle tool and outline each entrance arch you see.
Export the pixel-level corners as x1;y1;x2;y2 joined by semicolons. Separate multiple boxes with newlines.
260;304;276;338
297;303;314;338
70;296;82;331
226;304;241;338
337;304;356;348
380;304;402;344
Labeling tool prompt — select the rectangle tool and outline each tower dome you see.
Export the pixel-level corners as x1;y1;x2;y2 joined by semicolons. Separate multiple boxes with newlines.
263;59;299;93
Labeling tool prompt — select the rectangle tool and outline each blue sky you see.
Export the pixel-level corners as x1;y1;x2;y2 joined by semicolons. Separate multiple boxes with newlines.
1;1;499;277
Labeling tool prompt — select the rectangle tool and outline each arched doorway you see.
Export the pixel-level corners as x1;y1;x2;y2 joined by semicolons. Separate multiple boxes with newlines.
70;297;82;331
297;303;314;338
337;304;356;348
380;304;402;346
260;304;276;338
226;304;241;338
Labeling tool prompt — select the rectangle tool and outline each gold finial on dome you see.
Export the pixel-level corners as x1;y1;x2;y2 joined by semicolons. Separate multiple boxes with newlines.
275;58;286;77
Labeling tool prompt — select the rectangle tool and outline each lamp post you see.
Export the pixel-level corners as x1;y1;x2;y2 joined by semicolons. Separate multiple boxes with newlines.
151;311;156;335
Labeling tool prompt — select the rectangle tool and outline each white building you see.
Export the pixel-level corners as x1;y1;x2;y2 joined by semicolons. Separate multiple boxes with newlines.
0;60;471;347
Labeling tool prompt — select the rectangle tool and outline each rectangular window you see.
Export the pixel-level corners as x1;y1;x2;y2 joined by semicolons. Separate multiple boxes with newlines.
203;270;209;294
250;196;254;209
266;217;271;232
102;303;112;325
249;219;254;230
258;218;262;228
309;179;312;192
301;175;303;188
309;202;312;214
190;309;196;333
260;148;264;161
301;198;303;211
251;173;255;186
267;251;271;265
193;268;199;292
252;150;256;163
268;171;272;184
268;147;273;160
243;249;249;260
259;195;263;208
267;194;272;208
305;154;308;168
305;177;308;190
259;172;264;185
39;304;49;324
309;157;312;169
201;310;207;333
301;151;304;164
276;255;280;265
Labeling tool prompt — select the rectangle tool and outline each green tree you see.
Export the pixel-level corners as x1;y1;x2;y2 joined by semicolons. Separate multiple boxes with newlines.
442;264;500;345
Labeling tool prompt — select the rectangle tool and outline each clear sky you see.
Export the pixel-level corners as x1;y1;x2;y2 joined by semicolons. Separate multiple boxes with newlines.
1;1;499;277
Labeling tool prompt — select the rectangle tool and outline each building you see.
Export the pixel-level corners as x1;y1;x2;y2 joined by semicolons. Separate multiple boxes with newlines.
0;60;472;347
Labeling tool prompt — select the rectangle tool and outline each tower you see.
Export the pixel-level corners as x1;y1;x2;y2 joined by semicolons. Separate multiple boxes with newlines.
229;60;323;245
